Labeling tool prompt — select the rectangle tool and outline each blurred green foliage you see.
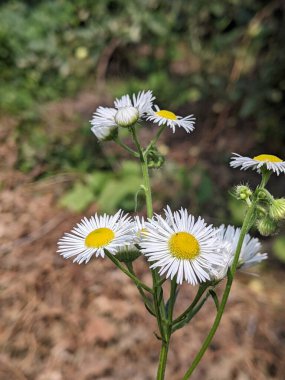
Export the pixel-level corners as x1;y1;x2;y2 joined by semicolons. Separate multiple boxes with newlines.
1;0;284;146
15;114;106;174
273;236;285;263
1;0;284;237
59;161;143;213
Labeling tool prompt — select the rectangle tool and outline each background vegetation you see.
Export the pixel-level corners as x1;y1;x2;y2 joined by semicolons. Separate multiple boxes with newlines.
1;0;284;255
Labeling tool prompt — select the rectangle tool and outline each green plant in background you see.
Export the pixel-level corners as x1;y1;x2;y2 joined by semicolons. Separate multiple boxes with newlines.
59;160;143;213
2;0;284;209
1;0;284;152
57;90;285;379
273;236;285;263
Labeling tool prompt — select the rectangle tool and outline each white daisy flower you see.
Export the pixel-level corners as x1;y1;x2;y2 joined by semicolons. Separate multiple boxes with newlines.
140;207;222;285
210;225;268;280
114;90;155;120
90;90;155;136
230;153;285;175
146;105;195;133
57;210;134;264
90;106;118;141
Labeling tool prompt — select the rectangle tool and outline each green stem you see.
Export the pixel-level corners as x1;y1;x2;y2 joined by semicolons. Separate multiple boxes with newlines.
141;158;153;217
156;279;177;380
181;202;256;380
114;136;138;157
209;289;219;311
130;126;170;378
104;250;153;293
130;127;153;217
152;276;166;341
172;292;211;333
126;262;155;314
158;277;167;287
259;169;271;189
173;285;207;325
156;342;169;380
145;124;167;156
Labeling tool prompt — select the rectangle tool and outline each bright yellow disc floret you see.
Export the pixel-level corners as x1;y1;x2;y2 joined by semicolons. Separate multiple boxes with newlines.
253;154;282;163
156;110;177;120
85;227;115;248
168;232;200;260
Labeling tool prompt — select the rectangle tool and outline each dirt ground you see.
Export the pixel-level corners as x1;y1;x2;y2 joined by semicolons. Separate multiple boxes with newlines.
1;97;285;380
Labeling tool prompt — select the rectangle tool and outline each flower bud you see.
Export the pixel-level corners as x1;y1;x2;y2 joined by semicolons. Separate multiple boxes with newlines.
269;198;285;221
256;215;278;236
257;188;274;203
256;205;267;218
234;185;252;200
115;106;139;127
147;146;165;169
116;245;141;263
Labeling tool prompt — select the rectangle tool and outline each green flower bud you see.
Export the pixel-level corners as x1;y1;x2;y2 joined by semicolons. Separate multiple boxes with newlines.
256;205;268;218
256;215;278;236
147;146;165;169
256;189;274;203
234;185;252;200
116;246;141;263
269;198;285;221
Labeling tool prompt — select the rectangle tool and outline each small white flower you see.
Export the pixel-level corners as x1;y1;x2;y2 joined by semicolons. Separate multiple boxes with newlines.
90;90;155;136
210;225;268;280
57;210;134;263
230;153;285;175
140;207;222;285
114;90;155;117
146;105;195;133
90;107;118;141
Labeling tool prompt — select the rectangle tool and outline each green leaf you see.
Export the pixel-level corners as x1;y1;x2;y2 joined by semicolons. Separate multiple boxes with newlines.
97;177;142;213
59;182;94;212
86;171;112;194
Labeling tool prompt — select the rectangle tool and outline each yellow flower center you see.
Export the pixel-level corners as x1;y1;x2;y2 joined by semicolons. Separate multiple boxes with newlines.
85;227;115;248
156;110;177;120
253;154;282;163
168;232;200;260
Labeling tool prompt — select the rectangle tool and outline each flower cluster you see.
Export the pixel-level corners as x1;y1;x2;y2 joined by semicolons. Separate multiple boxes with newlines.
57;207;267;285
90;90;195;141
56;88;284;378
